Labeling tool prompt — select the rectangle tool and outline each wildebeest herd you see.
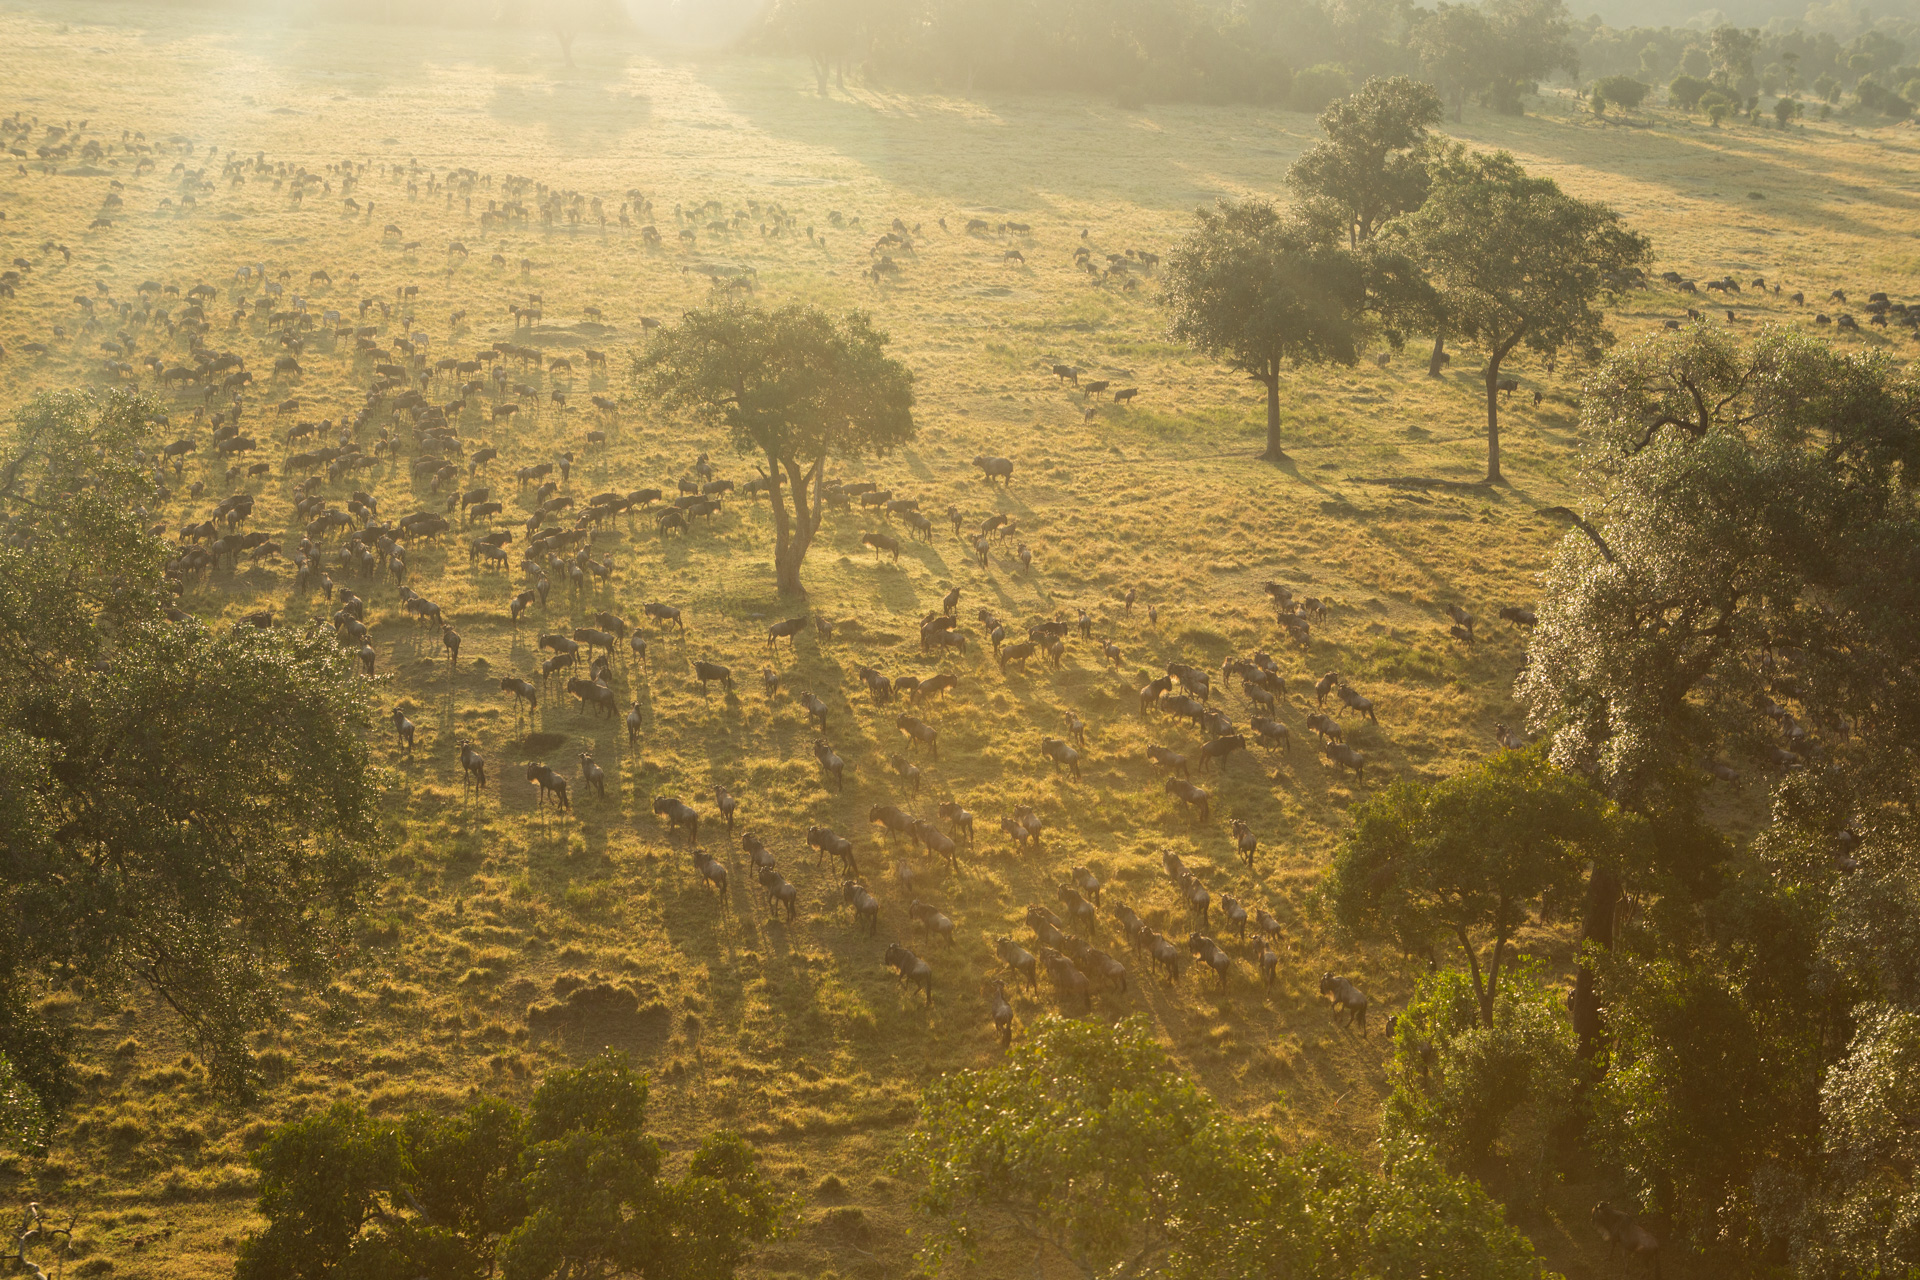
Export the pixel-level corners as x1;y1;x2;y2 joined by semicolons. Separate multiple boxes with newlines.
0;113;1583;1052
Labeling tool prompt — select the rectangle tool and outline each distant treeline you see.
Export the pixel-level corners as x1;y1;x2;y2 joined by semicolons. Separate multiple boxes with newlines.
770;0;1558;110
1574;15;1920;117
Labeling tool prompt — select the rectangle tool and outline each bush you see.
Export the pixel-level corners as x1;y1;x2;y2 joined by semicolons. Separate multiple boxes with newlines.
1595;75;1649;109
1291;63;1353;114
1669;73;1711;109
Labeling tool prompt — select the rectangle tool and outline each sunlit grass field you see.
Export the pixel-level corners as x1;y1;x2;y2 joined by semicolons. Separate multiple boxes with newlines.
5;3;1920;1275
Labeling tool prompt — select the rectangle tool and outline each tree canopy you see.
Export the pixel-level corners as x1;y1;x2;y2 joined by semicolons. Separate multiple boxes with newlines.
633;303;916;595
895;1015;1548;1280
1330;747;1611;1026
236;1052;787;1280
1162;200;1375;462
1287;76;1444;249
1388;146;1648;482
1412;0;1577;121
1515;324;1920;1262
0;392;380;1122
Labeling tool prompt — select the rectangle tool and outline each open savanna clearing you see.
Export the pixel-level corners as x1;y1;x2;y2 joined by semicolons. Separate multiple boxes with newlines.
5;4;1920;1277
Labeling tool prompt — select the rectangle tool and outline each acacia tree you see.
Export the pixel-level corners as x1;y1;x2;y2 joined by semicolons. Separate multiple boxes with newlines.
1287;76;1444;250
635;304;915;596
1329;749;1610;1027
1162;201;1372;462
1390;147;1648;482
0;392;381;1114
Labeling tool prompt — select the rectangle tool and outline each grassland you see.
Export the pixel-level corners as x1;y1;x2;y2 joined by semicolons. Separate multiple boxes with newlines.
5;3;1920;1276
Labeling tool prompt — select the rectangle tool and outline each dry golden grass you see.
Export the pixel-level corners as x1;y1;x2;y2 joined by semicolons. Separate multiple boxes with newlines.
5;5;1920;1276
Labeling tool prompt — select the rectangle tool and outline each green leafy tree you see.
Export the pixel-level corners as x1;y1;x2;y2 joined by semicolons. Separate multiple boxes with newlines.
1520;324;1920;1257
1774;94;1800;127
1594;75;1649;109
1709;26;1759;91
895;1015;1551;1280
1286;76;1444;249
1410;3;1497;122
0;392;380;1110
1162;200;1373;462
1389;147;1648;482
236;1053;785;1280
1383;966;1581;1180
1521;324;1920;812
1330;748;1610;1026
1412;0;1576;122
897;1015;1226;1276
1787;1003;1920;1276
634;304;915;596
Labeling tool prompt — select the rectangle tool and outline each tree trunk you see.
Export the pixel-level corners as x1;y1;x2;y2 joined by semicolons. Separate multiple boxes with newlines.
1427;330;1447;378
1574;863;1620;1059
556;29;576;69
1484;360;1502;483
812;56;829;97
1455;922;1490;1027
774;455;823;596
1260;373;1285;462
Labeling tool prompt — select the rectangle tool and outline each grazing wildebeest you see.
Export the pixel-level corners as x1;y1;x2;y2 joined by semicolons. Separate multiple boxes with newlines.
693;660;733;694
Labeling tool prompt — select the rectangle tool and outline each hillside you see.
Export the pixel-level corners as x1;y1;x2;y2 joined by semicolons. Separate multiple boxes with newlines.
4;5;1920;1276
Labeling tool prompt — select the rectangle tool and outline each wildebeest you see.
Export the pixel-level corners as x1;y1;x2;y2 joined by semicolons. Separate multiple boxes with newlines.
758;865;799;921
1324;741;1366;780
526;762;570;810
645;601;685;632
885;942;934;1005
578;753;605;800
693;660;733;694
767;615;807;648
844;881;881;935
988;979;1014;1045
392;707;416;754
459;742;486;792
1165;777;1210;822
1319;973;1369;1030
565;677;617;718
808;825;858;877
652;795;700;843
862;531;901;563
1188;934;1232;988
937;801;974;847
813;737;847;790
995;936;1039;993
